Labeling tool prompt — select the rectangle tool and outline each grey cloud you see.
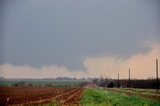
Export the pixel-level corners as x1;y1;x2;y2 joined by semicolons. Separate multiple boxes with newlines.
0;0;160;70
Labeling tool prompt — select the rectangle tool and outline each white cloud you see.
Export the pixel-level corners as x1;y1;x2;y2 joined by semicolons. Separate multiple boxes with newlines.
0;64;87;78
84;43;160;79
0;43;160;79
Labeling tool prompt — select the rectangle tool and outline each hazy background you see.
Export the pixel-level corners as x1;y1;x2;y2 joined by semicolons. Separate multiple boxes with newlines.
0;0;160;79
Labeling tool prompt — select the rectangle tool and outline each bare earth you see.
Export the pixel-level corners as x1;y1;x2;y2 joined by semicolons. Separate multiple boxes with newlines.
0;86;83;106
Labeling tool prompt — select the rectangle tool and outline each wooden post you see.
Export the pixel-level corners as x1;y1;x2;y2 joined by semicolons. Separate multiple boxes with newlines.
118;73;120;88
156;59;158;91
105;77;108;89
129;69;130;88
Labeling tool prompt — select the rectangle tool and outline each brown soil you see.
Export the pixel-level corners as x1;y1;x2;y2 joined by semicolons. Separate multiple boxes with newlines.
0;86;83;106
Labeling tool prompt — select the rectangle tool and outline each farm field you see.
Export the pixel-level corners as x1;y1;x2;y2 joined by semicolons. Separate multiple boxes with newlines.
1;86;160;106
81;88;160;106
0;86;83;106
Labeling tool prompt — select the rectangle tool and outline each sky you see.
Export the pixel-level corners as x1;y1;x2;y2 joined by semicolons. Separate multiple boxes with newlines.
0;0;160;79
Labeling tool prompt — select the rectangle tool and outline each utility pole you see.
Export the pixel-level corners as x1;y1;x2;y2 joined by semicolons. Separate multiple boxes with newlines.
118;73;120;88
156;59;159;91
129;69;130;88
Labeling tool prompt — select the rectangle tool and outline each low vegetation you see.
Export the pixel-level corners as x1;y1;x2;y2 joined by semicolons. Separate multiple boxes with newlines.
0;79;87;87
80;88;160;106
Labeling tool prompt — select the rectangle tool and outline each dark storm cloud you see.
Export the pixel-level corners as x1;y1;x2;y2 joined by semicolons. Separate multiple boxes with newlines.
0;0;160;70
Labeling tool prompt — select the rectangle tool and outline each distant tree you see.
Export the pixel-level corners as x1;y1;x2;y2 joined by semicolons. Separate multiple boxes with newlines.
28;83;33;87
108;81;114;88
13;81;25;86
99;75;111;89
93;78;99;84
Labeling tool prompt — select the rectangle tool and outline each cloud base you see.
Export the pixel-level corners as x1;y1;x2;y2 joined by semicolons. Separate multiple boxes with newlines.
0;43;160;79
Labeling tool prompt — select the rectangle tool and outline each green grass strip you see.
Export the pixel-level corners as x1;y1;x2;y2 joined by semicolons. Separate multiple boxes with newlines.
80;88;160;106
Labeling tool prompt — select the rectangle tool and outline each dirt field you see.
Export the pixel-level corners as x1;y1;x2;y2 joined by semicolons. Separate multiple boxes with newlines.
0;86;83;106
